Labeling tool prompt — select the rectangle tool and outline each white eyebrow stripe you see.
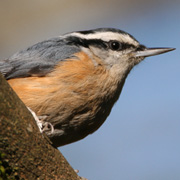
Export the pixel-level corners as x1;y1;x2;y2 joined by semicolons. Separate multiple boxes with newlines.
64;32;139;47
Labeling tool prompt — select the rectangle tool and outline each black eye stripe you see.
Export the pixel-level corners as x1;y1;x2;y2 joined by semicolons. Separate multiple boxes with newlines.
121;43;136;50
66;37;107;49
84;39;108;49
66;36;136;51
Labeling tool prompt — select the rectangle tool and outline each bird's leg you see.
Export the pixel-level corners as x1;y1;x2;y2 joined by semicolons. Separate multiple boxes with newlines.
27;107;43;132
27;107;54;133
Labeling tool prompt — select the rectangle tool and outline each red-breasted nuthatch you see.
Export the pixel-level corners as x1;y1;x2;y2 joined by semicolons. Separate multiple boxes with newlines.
0;28;175;147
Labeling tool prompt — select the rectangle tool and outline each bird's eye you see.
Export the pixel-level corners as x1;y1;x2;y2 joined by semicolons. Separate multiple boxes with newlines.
109;41;122;51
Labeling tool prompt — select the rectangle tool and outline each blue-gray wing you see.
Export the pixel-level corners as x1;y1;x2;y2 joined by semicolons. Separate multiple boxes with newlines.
0;37;80;79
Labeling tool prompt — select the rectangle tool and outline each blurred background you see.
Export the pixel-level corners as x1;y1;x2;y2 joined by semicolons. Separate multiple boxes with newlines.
1;0;179;179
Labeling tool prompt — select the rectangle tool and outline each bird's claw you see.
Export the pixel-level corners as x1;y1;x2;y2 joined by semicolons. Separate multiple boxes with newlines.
42;122;54;134
27;107;54;134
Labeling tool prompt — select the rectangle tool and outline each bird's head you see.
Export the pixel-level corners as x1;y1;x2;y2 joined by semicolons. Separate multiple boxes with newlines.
64;28;174;74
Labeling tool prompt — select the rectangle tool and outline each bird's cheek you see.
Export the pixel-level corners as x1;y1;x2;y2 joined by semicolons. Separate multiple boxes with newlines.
114;53;121;59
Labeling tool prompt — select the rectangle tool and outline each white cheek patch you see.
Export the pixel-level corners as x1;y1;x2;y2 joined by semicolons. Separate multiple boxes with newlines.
114;53;121;59
89;46;108;59
82;45;132;68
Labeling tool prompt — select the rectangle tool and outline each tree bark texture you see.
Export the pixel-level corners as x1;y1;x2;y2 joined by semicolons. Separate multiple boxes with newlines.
0;73;80;180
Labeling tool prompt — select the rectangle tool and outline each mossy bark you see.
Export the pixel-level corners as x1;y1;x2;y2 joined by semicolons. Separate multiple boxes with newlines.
0;73;80;180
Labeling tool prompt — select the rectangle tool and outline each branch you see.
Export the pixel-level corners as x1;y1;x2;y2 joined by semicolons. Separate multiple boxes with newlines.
0;73;80;180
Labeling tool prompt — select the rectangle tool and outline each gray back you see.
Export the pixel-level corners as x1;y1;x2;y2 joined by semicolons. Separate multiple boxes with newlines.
0;37;80;79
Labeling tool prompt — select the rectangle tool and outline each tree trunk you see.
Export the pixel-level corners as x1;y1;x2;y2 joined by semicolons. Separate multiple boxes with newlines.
0;73;81;180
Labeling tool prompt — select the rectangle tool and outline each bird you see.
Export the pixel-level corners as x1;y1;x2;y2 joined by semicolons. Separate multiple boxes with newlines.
0;28;175;147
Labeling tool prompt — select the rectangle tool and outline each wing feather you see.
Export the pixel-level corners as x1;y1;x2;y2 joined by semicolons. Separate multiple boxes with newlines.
0;37;80;79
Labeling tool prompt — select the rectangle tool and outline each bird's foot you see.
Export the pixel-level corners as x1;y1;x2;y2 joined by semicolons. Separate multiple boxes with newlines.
42;121;54;134
27;107;54;134
27;107;43;132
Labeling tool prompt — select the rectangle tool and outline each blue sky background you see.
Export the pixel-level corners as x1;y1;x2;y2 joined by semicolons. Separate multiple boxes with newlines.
61;3;180;180
0;1;179;179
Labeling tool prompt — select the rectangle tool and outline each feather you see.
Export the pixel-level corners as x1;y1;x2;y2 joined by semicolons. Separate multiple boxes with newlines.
0;37;80;79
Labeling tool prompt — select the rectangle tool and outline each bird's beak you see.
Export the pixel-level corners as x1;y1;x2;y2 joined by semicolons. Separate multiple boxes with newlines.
135;47;175;57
